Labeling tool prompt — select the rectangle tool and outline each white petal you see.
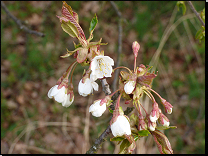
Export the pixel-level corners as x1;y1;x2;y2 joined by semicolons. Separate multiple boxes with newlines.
54;87;66;103
78;78;93;96
91;81;99;91
48;85;59;98
150;114;158;122
103;56;114;66
148;122;156;131
163;120;170;127
62;94;74;107
124;81;135;94
110;115;131;137
89;100;106;117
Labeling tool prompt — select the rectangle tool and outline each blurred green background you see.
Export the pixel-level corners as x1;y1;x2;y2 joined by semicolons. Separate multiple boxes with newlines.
1;1;205;154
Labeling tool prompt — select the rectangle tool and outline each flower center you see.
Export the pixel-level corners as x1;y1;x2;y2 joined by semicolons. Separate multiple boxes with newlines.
97;58;110;75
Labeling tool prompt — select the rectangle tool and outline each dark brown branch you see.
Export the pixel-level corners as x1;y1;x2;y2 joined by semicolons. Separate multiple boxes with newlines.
1;1;45;37
187;1;205;27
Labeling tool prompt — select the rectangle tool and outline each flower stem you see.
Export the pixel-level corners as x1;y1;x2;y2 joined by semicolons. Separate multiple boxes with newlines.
134;57;136;73
113;66;132;74
69;62;78;83
65;60;78;78
147;88;163;100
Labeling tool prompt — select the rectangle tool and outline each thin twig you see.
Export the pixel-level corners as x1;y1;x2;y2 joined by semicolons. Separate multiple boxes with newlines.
187;1;205;27
110;1;123;92
1;1;45;37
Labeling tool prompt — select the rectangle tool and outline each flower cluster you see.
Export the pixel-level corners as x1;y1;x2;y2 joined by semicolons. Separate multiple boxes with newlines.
48;1;114;107
48;2;174;154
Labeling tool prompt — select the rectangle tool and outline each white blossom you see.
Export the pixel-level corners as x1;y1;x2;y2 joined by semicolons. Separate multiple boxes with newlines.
89;100;106;117
90;55;114;79
124;81;136;94
110;115;131;137
78;78;98;97
48;85;72;106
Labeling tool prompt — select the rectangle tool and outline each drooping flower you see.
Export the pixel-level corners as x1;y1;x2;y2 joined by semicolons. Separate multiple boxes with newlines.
158;113;170;127
111;115;131;137
89;100;106;117
48;85;71;106
62;93;74;107
161;98;173;114
78;77;98;96
124;81;136;94
90;55;114;79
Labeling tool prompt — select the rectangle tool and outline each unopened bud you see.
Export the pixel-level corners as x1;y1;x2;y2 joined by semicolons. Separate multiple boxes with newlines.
158;113;170;127
161;98;173;114
149;102;160;122
148;121;156;131
132;41;140;58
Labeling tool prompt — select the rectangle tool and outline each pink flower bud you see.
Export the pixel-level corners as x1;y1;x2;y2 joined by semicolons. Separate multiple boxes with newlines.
148;120;156;131
158;112;170;127
149;102;160;122
132;41;140;58
161;98;173;114
138;115;147;131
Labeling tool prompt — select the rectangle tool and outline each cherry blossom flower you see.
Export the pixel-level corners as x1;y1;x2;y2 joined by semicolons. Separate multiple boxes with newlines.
78;77;98;96
111;115;131;137
90;55;114;79
89;100;106;117
48;85;73;107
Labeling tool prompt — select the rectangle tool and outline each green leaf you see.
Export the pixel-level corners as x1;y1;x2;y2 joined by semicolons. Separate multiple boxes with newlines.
61;20;79;38
138;130;150;137
110;136;125;142
119;139;130;154
89;14;98;34
156;126;177;131
151;130;173;154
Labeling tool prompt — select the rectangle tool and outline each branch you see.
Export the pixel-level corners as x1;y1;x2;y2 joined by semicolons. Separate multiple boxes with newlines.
110;1;123;92
1;1;45;37
187;1;205;27
86;105;134;154
86;78;134;154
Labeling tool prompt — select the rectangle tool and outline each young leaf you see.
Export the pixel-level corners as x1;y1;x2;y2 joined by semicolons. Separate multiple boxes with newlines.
138;130;150;137
61;20;79;38
110;136;125;142
89;14;98;34
151;130;173;154
156;126;177;131
119;139;130;154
